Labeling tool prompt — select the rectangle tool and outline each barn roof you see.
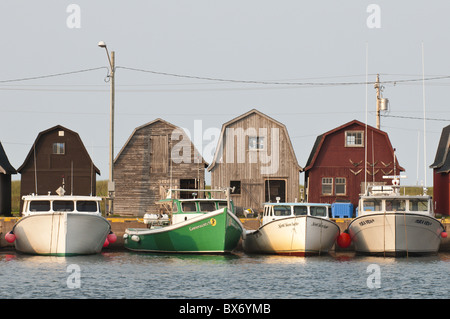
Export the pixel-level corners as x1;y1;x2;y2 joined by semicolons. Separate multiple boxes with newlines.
207;109;302;172
17;125;100;174
0;141;17;175
304;119;404;172
114;118;208;167
430;124;450;173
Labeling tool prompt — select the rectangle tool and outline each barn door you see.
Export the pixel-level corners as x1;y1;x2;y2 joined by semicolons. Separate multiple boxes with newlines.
265;179;286;203
150;135;168;173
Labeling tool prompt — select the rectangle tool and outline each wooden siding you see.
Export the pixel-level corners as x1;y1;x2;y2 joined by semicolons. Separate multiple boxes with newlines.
114;119;206;217
208;110;302;213
304;120;403;214
18;125;99;207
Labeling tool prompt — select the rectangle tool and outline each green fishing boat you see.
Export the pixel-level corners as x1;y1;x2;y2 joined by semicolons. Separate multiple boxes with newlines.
123;189;244;254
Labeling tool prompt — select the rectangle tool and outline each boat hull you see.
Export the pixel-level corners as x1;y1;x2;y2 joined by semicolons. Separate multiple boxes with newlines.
124;208;243;254
348;213;444;256
243;216;340;256
13;213;111;256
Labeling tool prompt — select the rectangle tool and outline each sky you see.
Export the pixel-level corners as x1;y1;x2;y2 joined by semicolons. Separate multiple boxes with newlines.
1;1;450;188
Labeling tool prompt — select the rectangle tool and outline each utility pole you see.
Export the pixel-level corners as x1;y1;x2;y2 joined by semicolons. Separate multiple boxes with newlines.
374;74;381;129
98;41;115;215
374;74;388;130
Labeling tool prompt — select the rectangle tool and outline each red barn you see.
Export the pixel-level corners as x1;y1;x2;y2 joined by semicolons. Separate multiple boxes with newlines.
304;120;403;215
430;124;450;216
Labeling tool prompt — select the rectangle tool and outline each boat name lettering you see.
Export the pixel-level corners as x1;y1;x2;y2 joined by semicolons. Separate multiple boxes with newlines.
278;222;299;229
359;219;375;227
311;222;329;229
415;219;432;226
189;219;213;232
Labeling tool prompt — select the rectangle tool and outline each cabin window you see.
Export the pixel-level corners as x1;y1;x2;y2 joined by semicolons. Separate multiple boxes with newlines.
321;178;333;195
363;199;382;211
29;201;50;212
53;200;74;212
310;206;327;217
409;199;428;212
53;142;65;154
199;201;216;212
248;136;265;150
76;201;98;212
345;131;364;147
273;206;291;216
230;181;241;194
335;177;346;195
385;199;406;211
181;202;197;212
294;206;307;216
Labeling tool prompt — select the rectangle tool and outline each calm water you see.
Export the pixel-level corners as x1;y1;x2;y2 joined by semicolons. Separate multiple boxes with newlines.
0;250;449;300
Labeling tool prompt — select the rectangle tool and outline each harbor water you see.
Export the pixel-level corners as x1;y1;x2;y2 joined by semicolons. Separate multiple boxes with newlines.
0;250;449;300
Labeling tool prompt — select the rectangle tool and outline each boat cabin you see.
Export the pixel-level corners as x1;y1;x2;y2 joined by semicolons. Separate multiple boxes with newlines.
262;203;331;225
156;198;235;225
358;195;432;217
22;195;102;217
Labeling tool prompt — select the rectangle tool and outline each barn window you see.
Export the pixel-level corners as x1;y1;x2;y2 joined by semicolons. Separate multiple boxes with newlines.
230;181;241;194
248;136;265;150
335;177;346;195
321;177;333;195
53;142;65;154
345;131;364;147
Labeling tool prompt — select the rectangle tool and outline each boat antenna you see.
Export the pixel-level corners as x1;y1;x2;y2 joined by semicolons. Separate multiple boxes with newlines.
33;141;38;194
421;42;428;195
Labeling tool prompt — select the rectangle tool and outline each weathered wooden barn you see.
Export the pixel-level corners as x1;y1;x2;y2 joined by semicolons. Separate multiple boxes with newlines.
0;142;17;216
208;109;302;213
304;120;403;214
113;119;207;216
18;125;100;203
430;124;450;216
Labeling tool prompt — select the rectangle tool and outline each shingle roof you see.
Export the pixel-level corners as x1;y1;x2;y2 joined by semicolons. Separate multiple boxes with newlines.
430;125;450;174
0;141;17;175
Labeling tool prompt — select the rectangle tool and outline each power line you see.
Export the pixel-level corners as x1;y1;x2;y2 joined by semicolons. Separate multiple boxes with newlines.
0;67;107;84
116;66;450;86
381;114;450;122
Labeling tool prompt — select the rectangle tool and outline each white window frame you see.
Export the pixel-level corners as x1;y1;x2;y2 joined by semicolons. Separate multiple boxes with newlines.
321;177;333;195
345;131;364;147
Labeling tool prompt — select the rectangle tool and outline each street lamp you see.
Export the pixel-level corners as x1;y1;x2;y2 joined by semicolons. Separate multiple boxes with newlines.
98;41;115;215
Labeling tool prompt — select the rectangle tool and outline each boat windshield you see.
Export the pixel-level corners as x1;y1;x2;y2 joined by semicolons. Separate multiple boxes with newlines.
273;206;291;216
363;199;382;212
409;199;429;212
76;201;99;212
385;199;406;211
181;202;197;212
53;200;74;212
310;206;327;217
199;201;216;212
293;206;307;216
29;201;50;212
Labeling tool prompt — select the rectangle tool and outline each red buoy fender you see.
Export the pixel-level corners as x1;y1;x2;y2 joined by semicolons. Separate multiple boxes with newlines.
337;232;351;248
5;232;16;243
441;231;448;238
107;232;117;244
103;238;109;247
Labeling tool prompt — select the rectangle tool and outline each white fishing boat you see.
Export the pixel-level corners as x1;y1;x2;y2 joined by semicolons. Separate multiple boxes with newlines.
6;188;114;256
347;179;447;256
243;202;340;256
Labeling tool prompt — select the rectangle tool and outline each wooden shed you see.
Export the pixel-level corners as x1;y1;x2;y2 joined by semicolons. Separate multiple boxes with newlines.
113;119;207;217
304;120;403;214
0;141;17;216
207;109;302;213
430;124;450;216
18;125;100;203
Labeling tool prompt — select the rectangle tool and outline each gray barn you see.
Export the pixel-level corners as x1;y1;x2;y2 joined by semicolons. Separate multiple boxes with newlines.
113;119;207;216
